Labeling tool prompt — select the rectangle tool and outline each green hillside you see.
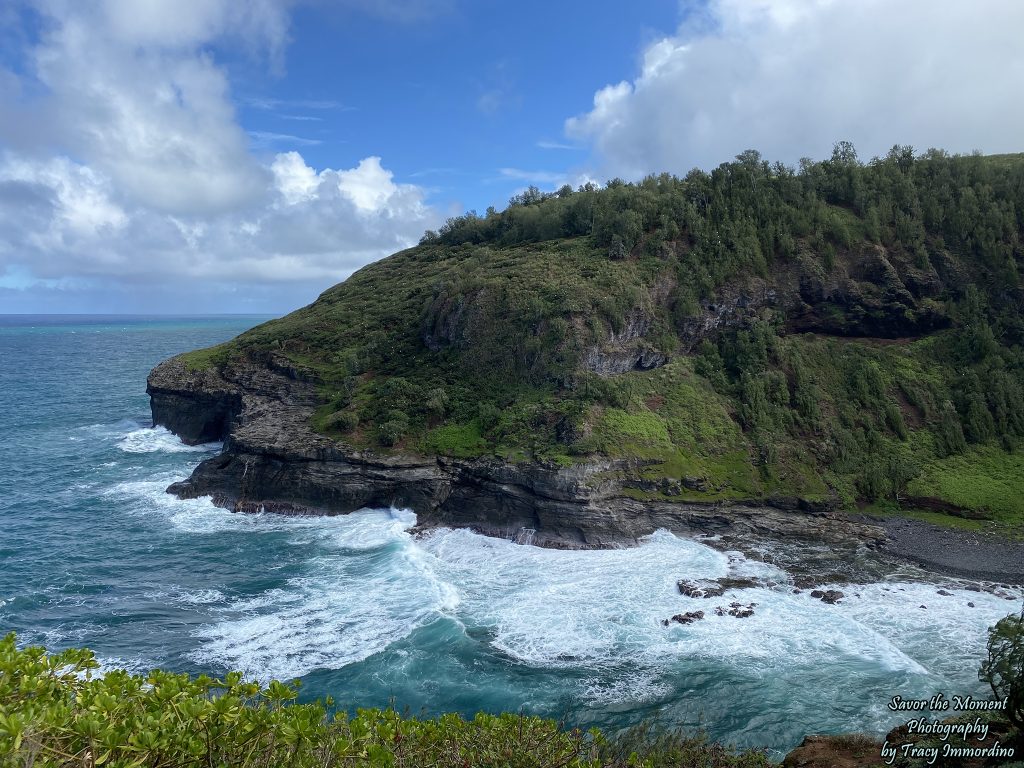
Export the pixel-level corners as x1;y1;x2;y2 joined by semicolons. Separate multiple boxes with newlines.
183;145;1024;529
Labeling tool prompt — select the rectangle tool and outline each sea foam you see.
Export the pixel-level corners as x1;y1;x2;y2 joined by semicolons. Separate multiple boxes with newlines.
188;509;450;680
101;452;1023;725
118;426;220;454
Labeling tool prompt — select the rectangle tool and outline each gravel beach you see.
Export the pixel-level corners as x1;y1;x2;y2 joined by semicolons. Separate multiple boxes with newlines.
876;516;1024;584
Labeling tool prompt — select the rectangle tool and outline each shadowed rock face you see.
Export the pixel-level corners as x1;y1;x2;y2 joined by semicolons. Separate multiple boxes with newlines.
147;355;885;553
147;362;240;444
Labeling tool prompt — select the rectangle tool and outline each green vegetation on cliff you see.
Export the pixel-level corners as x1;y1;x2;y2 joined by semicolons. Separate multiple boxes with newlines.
0;634;769;768
183;144;1024;528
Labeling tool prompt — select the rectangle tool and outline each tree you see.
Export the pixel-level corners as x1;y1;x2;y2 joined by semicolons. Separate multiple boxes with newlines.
936;400;968;456
979;607;1024;732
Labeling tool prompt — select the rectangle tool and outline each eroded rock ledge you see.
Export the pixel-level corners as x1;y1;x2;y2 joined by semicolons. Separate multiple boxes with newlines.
147;355;884;553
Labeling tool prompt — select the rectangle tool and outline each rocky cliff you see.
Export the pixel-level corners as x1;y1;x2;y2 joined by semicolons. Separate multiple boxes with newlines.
148;355;886;554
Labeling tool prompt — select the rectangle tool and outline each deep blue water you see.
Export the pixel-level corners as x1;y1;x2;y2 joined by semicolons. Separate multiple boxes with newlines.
0;315;1019;756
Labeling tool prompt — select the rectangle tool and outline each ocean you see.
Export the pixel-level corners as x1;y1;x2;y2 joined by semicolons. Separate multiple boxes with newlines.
0;314;1019;756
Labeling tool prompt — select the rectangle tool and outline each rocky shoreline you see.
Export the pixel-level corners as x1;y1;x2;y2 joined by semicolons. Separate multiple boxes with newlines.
148;355;1024;585
876;515;1024;583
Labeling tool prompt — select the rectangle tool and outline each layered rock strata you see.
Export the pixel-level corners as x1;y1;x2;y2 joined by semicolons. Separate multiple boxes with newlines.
148;356;884;552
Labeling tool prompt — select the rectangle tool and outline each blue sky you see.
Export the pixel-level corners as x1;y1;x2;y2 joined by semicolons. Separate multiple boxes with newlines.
236;1;683;214
1;0;1022;314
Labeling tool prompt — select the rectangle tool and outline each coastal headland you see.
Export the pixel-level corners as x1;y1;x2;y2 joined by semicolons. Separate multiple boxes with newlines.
151;149;1024;583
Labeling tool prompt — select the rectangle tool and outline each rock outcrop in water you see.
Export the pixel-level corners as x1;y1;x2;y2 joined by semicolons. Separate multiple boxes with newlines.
148;355;884;551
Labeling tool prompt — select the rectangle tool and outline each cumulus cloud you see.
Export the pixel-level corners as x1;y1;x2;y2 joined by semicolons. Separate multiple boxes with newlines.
25;0;288;215
0;0;441;312
0;149;437;285
567;0;1024;179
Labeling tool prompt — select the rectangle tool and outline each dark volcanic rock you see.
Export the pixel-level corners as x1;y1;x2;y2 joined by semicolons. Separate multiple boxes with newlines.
677;576;763;598
147;361;240;444
148;355;888;552
677;580;725;599
879;516;1024;583
668;610;705;625
714;602;757;618
810;589;844;604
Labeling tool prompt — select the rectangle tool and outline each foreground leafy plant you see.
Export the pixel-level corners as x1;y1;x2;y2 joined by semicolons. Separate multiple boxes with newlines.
980;607;1024;733
0;633;770;768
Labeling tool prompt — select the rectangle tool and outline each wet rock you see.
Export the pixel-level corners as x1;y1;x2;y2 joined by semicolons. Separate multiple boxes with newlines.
714;602;757;618
718;576;762;591
967;602;975;608
676;580;724;599
920;605;927;609
936;589;953;596
677;576;762;599
668;610;705;625
810;589;844;604
732;608;754;618
793;575;824;590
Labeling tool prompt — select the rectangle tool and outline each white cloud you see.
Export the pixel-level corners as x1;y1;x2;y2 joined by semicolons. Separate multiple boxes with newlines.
271;151;321;205
567;0;1024;178
0;150;438;285
249;130;323;147
536;140;582;151
333;157;402;212
1;155;127;237
29;3;272;215
0;0;441;312
498;168;571;185
244;97;350;111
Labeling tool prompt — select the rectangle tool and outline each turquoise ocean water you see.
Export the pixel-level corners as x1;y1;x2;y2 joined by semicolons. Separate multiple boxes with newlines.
0;315;1019;756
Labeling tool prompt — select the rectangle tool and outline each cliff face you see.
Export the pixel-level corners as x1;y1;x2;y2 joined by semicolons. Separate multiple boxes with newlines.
148;362;241;444
148;355;884;551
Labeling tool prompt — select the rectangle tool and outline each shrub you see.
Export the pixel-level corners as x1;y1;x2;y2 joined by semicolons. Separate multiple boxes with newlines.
0;634;772;768
323;410;359;433
979;609;1024;732
378;410;410;446
477;401;501;432
936;400;968;456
